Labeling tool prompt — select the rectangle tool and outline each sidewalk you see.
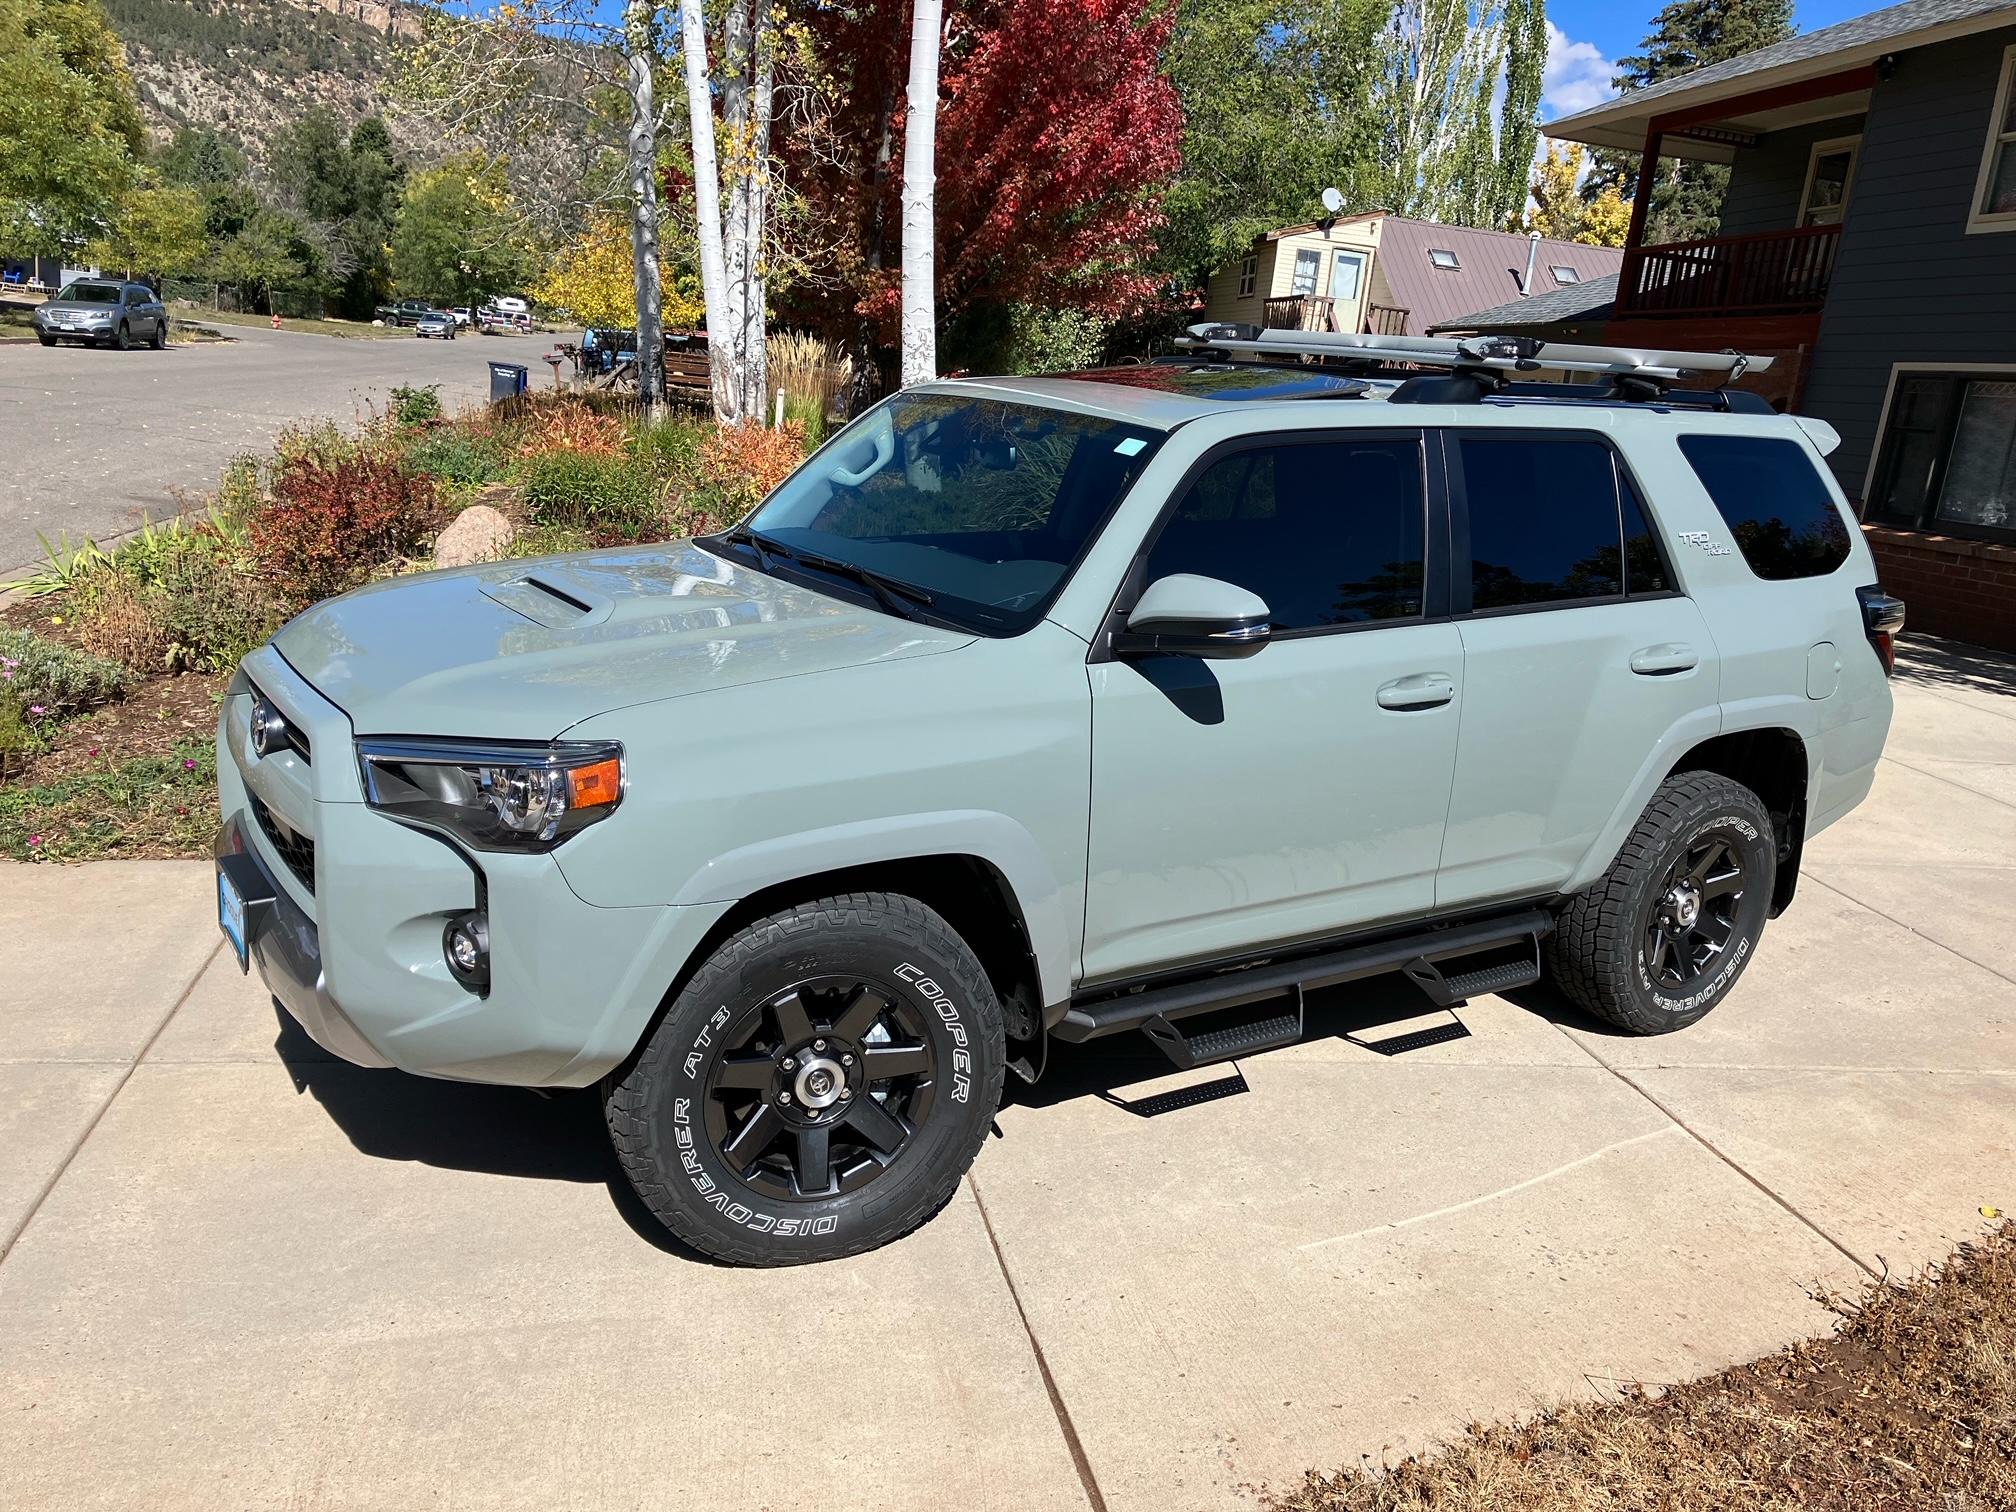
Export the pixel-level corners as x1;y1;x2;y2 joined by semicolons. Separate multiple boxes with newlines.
2;639;2012;1511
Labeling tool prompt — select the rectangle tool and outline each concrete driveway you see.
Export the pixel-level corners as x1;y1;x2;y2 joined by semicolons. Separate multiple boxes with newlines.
1;637;2011;1511
0;322;529;576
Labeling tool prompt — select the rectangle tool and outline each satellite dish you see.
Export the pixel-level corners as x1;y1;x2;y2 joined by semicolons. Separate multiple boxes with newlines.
1320;187;1345;214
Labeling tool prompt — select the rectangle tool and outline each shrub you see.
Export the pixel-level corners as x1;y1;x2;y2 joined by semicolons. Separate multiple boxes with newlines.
272;417;361;471
696;420;807;520
0;629;132;721
404;429;507;488
511;398;629;459
769;331;852;436
629;415;706;477
253;452;441;604
388;383;443;427
73;570;174;672
523;451;663;542
153;546;285;672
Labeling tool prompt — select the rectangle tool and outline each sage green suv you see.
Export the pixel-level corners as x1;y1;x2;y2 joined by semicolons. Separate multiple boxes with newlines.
215;344;1899;1265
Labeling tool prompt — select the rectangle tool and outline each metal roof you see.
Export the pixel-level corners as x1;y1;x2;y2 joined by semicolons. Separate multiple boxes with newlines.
1370;218;1624;335
1428;273;1620;334
1548;0;2016;150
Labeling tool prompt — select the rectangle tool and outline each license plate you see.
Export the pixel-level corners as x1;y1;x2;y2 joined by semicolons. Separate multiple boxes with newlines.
218;868;249;971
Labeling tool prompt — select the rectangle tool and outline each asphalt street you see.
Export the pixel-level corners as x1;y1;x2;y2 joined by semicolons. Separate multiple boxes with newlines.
0;321;531;575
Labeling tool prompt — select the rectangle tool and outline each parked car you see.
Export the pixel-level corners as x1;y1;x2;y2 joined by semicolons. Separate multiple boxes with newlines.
490;295;529;316
213;329;1900;1267
374;299;439;328
449;307;473;328
413;310;457;340
33;280;167;350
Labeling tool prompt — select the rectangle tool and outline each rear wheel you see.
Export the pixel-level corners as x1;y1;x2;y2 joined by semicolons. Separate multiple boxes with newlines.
150;319;167;350
606;891;1006;1265
1546;771;1775;1034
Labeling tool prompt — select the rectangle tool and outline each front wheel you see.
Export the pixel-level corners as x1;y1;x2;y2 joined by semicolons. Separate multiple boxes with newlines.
37;334;55;347
113;322;131;351
1546;771;1775;1034
606;891;1006;1265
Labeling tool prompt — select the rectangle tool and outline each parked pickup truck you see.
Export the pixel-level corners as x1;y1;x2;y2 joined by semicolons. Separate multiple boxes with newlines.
374;300;438;327
213;328;1900;1267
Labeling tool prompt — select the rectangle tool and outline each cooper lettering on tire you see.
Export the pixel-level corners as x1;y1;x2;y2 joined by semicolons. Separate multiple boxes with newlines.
1546;771;1776;1035
605;891;1006;1266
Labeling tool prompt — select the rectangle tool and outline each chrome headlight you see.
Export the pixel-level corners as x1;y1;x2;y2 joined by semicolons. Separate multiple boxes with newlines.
356;737;624;852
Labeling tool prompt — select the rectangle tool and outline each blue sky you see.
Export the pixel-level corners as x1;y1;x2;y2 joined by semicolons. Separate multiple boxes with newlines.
1541;0;1876;122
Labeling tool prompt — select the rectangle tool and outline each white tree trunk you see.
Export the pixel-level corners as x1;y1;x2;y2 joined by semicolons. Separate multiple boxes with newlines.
721;0;751;419
622;0;663;419
899;0;942;388
677;0;741;423
743;18;773;419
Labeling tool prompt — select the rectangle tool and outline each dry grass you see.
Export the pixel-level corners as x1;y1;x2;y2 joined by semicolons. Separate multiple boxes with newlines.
1271;1221;2016;1512
768;330;852;416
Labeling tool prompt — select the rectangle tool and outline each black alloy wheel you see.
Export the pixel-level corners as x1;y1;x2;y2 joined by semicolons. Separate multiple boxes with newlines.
703;975;938;1201
1641;833;1746;991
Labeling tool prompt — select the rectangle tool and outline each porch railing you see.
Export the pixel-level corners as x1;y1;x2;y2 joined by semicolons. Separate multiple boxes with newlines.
1365;303;1409;336
1262;294;1336;331
1617;224;1842;319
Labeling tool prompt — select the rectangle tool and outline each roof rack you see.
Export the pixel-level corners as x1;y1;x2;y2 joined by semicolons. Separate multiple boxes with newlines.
1174;324;1773;401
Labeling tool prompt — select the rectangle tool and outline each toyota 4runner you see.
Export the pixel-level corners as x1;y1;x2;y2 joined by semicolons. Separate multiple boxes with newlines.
214;330;1901;1265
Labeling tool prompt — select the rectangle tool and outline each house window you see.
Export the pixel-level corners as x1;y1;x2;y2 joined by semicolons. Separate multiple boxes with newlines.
1868;368;2016;539
1969;44;2016;232
1237;255;1257;299
1799;135;1860;227
1428;248;1461;271
1290;248;1322;295
1549;265;1581;284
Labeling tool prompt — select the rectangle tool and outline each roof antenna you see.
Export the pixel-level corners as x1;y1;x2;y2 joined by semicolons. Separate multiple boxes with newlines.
1319;187;1344;234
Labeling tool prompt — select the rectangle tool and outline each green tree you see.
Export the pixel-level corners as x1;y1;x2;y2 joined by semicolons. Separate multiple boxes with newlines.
212;209;315;310
390;159;535;307
0;0;142;254
89;182;207;278
159;126;248;189
269;108;406;317
1585;0;1794;242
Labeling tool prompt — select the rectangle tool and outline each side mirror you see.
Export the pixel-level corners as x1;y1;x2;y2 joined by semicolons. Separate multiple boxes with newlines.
1113;573;1272;660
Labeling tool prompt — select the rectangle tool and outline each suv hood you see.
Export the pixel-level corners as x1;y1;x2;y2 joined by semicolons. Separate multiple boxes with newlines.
276;541;973;738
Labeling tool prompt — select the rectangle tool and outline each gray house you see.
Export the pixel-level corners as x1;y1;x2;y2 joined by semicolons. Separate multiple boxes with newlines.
1546;0;2016;651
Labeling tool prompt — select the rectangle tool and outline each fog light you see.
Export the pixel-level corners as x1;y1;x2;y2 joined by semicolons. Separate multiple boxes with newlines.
443;911;490;993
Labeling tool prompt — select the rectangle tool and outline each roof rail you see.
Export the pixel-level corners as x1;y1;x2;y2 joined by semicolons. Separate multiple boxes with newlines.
1174;324;1773;385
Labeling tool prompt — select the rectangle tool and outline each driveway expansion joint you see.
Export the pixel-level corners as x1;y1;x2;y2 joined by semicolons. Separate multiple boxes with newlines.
967;1170;1109;1512
0;937;225;1267
1551;1022;1882;1283
1804;873;2016;993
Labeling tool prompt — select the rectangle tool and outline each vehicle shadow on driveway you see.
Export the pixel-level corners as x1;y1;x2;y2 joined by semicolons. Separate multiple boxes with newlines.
264;999;703;1260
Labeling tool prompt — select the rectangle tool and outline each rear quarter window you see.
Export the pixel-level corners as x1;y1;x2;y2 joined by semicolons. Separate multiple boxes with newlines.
1677;434;1851;581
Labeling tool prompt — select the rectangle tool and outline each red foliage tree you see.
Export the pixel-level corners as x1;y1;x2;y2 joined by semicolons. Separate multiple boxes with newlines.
782;0;1181;350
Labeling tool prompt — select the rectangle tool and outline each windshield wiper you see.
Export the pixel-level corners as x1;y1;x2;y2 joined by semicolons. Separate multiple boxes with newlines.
741;534;939;623
719;522;780;572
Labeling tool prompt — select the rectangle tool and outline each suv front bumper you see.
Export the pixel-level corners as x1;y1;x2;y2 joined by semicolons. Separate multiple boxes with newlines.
217;649;730;1088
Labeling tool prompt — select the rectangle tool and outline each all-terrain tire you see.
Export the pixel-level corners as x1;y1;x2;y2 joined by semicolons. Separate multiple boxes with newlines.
605;891;1007;1266
1545;771;1776;1035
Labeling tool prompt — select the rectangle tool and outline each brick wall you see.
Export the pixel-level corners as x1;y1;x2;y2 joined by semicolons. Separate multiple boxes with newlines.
1864;525;2016;653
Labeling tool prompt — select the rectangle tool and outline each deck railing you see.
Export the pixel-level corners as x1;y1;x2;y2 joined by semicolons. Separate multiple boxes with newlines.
1262;294;1336;331
1365;303;1410;336
1617;224;1842;319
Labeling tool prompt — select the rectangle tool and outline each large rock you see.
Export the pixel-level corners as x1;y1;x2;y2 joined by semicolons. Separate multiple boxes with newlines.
432;504;515;568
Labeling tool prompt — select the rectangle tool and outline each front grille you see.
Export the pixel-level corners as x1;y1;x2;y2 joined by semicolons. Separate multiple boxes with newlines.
251;795;316;894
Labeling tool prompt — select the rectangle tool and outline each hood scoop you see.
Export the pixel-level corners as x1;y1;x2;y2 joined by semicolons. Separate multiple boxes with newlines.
479;572;616;630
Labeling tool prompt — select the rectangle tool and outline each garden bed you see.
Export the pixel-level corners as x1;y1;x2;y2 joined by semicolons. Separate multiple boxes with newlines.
1;377;824;862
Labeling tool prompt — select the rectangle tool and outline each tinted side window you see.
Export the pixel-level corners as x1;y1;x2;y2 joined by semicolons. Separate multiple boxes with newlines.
1144;438;1425;631
1678;434;1851;580
1459;435;1623;609
1619;474;1672;595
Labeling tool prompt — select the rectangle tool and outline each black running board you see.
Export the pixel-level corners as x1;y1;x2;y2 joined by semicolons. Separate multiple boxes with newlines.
1141;986;1304;1070
1058;908;1553;1044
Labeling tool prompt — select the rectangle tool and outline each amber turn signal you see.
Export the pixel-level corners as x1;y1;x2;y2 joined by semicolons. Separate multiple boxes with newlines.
566;757;623;809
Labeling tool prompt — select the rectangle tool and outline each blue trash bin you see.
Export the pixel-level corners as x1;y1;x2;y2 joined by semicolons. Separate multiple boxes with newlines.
488;362;529;402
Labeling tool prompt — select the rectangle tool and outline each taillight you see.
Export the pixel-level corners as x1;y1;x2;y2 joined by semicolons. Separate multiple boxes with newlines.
1857;585;1906;677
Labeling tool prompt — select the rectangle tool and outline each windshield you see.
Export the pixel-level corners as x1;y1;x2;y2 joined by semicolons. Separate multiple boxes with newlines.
733;392;1163;635
56;282;120;303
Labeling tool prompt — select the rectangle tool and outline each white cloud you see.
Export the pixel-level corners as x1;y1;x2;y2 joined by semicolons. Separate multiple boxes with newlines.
1541;20;1617;120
